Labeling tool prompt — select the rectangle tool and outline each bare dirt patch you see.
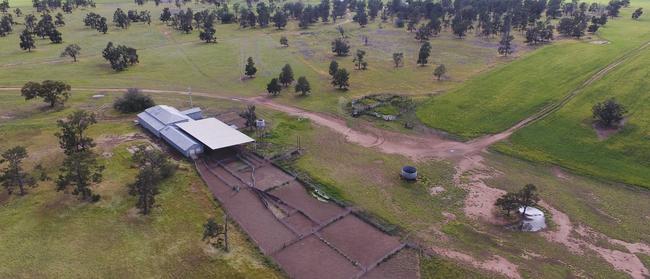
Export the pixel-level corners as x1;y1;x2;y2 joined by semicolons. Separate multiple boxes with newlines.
429;246;521;279
362;248;420;279
455;155;510;225
319;214;403;268
197;153;415;278
429;186;446;196
251;166;294;191
273;235;362;279
96;133;149;150
269;181;346;224
551;166;571;180
593;119;626;140
542;201;650;278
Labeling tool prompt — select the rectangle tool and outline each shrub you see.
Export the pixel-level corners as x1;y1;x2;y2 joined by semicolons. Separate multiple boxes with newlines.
113;88;155;113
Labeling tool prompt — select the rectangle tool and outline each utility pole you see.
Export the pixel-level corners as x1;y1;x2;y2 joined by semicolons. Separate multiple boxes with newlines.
223;214;229;252
188;86;193;107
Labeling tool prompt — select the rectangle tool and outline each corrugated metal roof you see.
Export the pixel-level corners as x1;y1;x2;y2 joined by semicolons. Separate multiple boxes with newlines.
160;126;200;150
137;111;165;132
180;107;202;115
145;105;192;125
176;118;255;150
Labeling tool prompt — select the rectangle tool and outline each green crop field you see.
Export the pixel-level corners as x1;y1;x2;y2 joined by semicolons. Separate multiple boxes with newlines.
0;92;281;278
495;45;650;189
416;0;650;139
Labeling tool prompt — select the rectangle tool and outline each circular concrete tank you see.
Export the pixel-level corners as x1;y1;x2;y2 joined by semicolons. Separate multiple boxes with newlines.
401;166;418;181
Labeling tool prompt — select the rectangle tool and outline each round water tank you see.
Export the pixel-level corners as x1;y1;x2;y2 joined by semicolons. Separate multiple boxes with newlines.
401;166;417;181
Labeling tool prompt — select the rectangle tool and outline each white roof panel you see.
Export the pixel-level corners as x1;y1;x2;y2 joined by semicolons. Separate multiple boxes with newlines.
176;118;255;150
180;107;202;115
145;105;192;125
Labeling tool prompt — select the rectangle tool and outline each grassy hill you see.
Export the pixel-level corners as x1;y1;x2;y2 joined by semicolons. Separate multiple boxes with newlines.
495;45;650;189
417;0;650;139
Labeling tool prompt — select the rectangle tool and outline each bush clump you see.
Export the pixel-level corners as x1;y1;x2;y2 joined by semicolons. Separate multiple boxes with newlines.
113;88;155;113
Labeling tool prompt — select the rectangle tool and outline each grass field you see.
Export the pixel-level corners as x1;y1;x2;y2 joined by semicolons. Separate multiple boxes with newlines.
495;45;650;189
0;92;282;278
0;0;518;116
416;0;650;139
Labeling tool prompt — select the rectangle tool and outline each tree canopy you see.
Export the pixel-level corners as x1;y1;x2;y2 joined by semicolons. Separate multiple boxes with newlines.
495;184;541;219
332;68;350;90
21;80;71;107
55;111;104;202
102;42;139;71
417;42;431;66
60;44;81;62
279;64;294;87
128;145;176;215
244;57;257;78
434;64;446;80
592;98;627;127
113;88;156;113
331;38;350;56
295;76;311;96
0;146;37;196
266;78;281;96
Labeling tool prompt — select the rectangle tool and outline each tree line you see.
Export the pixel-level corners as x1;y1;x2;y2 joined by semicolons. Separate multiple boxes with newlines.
148;0;634;56
5;0;637;56
8;83;176;216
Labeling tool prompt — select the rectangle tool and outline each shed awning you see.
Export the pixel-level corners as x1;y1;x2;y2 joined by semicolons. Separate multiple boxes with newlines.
176;118;254;150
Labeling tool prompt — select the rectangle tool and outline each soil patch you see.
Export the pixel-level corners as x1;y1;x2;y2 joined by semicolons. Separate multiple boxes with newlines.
429;246;521;279
319;214;403;268
273;235;362;279
196;153;416;278
270;181;346;224
361;248;420;279
429;186;445;196
593;119;626;140
542;201;650;278
455;155;510;225
97;133;149;150
551;166;570;180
